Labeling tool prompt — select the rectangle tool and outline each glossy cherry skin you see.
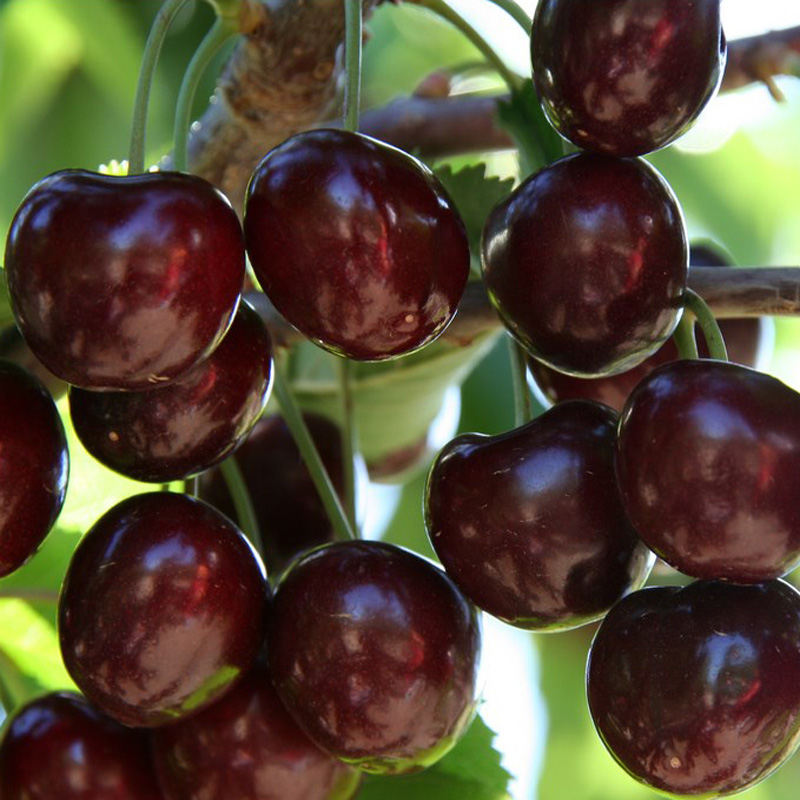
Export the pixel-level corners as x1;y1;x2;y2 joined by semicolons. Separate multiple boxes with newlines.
0;361;68;576
617;360;800;582
199;412;344;577
527;243;772;411
69;302;273;483
0;692;164;799
4;170;245;390
482;153;687;376
587;580;800;797
425;401;654;630
268;540;482;774
151;660;361;800
532;0;726;156
244;129;470;360
59;492;269;727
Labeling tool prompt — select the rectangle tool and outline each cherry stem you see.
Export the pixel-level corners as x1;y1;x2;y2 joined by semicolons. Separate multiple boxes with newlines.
337;359;358;530
684;288;729;361
174;16;238;173
273;360;357;542
0;589;59;604
129;0;192;174
0;649;24;714
673;312;699;360
507;335;532;426
482;0;531;34
414;0;521;91
220;457;265;557
343;0;363;132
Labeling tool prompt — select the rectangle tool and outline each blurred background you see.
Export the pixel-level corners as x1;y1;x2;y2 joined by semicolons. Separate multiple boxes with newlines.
1;1;799;798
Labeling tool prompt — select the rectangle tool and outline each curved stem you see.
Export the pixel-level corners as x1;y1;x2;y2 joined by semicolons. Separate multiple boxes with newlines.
684;288;729;361
673;312;699;360
506;335;532;427
174;16;238;173
482;0;531;34
272;361;357;542
337;359;358;529
129;0;192;173
220;457;264;557
414;0;521;92
343;0;363;132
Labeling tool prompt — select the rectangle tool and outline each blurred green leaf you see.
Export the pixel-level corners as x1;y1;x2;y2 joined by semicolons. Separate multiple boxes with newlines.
359;715;512;800
433;163;515;275
289;331;501;473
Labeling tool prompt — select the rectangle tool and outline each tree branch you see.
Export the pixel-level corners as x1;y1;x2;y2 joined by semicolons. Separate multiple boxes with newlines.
248;267;800;350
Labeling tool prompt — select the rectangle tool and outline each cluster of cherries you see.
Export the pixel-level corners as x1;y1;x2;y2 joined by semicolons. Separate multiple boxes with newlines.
0;48;478;800
0;0;798;798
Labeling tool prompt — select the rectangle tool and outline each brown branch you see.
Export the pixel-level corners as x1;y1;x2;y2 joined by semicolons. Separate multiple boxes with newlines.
246;267;800;350
182;6;800;202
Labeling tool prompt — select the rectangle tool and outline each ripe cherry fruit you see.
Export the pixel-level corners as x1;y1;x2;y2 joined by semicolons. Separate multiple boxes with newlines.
69;301;273;483
616;359;800;583
268;540;482;775
0;692;164;799
531;0;726;156
588;580;800;797
482;152;688;376
59;492;269;727
244;129;470;361
4;170;245;390
151;659;361;800
425;400;653;630
0;361;69;577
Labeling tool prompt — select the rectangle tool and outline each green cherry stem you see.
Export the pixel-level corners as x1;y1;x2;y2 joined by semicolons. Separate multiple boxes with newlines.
173;16;238;173
506;335;532;426
673;311;699;360
337;359;358;529
415;0;521;91
220;457;265;557
338;0;362;535
684;288;729;361
483;0;531;34
343;0;363;131
273;359;357;542
128;0;192;174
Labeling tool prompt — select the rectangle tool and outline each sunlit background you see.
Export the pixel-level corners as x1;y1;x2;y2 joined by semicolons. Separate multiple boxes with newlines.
1;1;799;798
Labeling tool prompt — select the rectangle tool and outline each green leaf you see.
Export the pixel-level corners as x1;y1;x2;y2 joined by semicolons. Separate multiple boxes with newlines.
358;715;513;800
287;330;501;480
433;163;515;275
496;79;564;177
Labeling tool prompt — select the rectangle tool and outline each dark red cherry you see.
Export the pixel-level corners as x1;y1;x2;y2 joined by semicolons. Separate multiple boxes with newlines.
69;302;273;483
0;361;68;577
4;169;245;390
0;692;164;799
59;492;269;727
532;0;726;156
151;659;361;800
199;412;344;577
268;540;482;774
244;129;470;360
425;401;653;630
526;244;772;411
587;580;800;797
616;360;800;582
482;152;687;376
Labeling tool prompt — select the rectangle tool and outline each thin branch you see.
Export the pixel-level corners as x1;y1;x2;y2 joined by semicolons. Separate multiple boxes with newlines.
244;267;800;351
